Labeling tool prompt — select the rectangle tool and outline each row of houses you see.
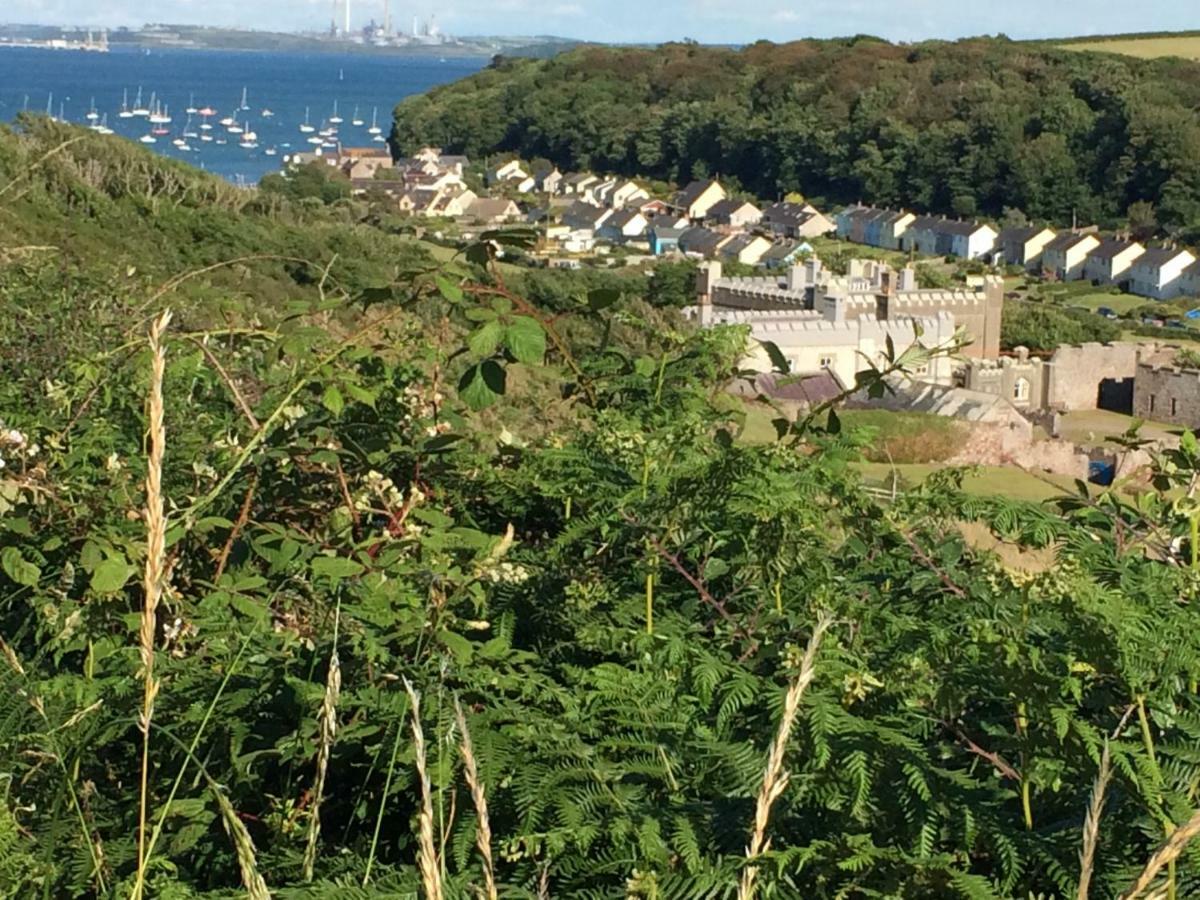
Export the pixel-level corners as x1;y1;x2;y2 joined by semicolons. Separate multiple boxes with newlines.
836;204;1200;301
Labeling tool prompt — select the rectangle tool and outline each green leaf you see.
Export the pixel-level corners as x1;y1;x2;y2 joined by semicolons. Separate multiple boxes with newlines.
758;339;791;374
322;385;345;416
459;360;507;411
1;547;40;588
311;556;365;580
464;306;496;323
90;556;133;594
437;629;475;663
504;316;546;365
587;288;621;312
468;319;504;358
435;274;464;303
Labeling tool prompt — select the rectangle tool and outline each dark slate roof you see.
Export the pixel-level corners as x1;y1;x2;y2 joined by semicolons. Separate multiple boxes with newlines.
675;179;722;208
1133;247;1193;269
1044;232;1096;253
604;209;645;229
679;227;729;255
752;370;845;405
650;226;687;240
1088;239;1143;261
562;200;609;227
761;240;804;262
706;198;760;220
998;225;1047;244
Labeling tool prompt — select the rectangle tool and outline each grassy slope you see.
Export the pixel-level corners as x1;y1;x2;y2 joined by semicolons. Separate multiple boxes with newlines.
1060;36;1200;60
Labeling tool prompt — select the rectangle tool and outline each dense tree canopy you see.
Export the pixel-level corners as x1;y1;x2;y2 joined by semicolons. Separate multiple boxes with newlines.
393;38;1200;238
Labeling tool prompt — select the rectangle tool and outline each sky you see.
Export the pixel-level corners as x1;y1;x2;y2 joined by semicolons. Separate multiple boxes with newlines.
4;0;1199;45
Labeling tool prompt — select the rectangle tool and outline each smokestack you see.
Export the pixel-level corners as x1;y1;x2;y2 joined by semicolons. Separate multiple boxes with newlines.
344;0;351;34
383;0;391;34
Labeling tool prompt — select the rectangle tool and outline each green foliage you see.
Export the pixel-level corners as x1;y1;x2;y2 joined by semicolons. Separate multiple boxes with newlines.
394;38;1200;233
4;118;1200;900
1001;302;1122;352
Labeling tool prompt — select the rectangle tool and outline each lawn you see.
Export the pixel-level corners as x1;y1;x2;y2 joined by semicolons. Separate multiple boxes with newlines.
1054;408;1182;447
855;462;1077;501
1061;36;1200;60
1062;292;1146;315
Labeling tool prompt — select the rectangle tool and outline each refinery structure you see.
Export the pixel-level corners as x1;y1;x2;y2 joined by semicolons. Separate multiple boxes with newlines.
329;0;453;45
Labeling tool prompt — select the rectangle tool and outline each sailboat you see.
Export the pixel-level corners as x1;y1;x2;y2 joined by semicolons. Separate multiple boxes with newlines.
351;105;364;127
149;101;172;125
45;93;53;121
329;100;344;125
227;116;244;135
85;98;99;122
367;107;382;135
131;87;150;117
97;114;114;135
299;107;315;133
198;105;217;117
261;107;274;118
264;146;278;156
139;132;157;144
118;88;133;118
182;115;198;139
239;87;249;111
185;93;198;115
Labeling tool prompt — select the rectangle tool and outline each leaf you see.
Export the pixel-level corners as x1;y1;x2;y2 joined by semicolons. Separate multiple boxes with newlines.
311;556;365;580
322;385;345;416
826;408;841;434
1;547;40;588
587;288;621;312
467;319;504;358
504;316;546;365
90;556;133;594
459;361;507;411
435;274;464;303
758;339;791;374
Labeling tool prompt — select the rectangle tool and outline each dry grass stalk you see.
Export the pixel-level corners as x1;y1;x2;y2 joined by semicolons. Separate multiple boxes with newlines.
405;678;445;900
738;612;833;900
302;601;342;882
1077;739;1114;900
1121;808;1200;899
211;782;272;900
133;309;172;900
454;697;498;900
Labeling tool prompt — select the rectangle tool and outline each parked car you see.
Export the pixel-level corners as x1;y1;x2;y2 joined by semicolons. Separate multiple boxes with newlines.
1096;306;1117;319
1166;319;1186;329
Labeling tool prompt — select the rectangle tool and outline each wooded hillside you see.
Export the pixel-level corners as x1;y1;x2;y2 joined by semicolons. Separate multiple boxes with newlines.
392;37;1200;237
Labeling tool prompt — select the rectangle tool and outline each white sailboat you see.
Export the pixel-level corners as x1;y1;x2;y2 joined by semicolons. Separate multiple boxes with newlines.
351;105;364;126
182;115;198;138
367;107;382;135
118;88;133;118
131;87;150;117
185;93;198;115
85;97;99;122
97;115;114;135
299;107;315;134
264;146;278;156
329;100;343;125
239;87;249;111
261;108;275;118
149;101;172;125
139;133;157;144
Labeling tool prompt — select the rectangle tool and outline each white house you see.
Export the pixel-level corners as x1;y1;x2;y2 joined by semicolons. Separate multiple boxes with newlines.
598;209;649;242
487;159;529;186
1042;233;1101;281
720;233;773;266
1083;239;1146;285
674;179;727;220
1128;248;1197;300
608;180;651;209
1182;260;1200;299
705;198;763;230
995;226;1057;271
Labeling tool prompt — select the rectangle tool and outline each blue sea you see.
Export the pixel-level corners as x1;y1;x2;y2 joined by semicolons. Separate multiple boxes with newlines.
0;45;484;184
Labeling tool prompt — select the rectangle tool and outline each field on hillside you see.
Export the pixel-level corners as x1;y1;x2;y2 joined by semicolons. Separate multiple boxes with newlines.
1062;35;1200;60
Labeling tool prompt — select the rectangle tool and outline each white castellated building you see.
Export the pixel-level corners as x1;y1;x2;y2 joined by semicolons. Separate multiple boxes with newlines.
691;257;1004;390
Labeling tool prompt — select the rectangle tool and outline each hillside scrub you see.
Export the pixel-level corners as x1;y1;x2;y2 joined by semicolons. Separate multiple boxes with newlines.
393;37;1200;237
5;122;1200;899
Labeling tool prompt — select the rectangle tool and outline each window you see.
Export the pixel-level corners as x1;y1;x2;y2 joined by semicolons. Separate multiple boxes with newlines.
1012;378;1030;402
819;355;834;369
1150;394;1156;413
1172;398;1178;417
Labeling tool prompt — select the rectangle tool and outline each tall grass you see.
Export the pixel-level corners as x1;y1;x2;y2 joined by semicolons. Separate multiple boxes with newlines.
454;697;498;900
405;678;444;900
132;309;172;900
738;612;832;900
302;598;342;882
1121;808;1200;899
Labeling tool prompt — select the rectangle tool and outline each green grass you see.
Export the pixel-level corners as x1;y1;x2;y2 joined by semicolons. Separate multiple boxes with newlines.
856;462;1076;501
1062;292;1145;314
1054;408;1182;447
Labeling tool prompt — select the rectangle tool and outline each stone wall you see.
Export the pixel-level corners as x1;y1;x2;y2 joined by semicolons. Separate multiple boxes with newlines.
1044;342;1143;411
1133;362;1200;427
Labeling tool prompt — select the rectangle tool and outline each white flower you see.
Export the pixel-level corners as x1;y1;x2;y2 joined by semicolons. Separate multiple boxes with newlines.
105;452;122;472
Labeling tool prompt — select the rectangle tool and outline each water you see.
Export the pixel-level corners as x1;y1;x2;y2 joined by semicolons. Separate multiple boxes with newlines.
0;46;484;184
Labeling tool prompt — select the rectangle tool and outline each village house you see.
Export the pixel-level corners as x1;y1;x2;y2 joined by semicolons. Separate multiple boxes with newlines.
537;168;563;194
835;205;914;249
705;198;763;231
761;240;814;270
995;226;1056;271
607;180;651;209
423;187;478;218
1128;248;1197;300
341;149;394;180
679;227;734;257
639;199;671;218
1083;239;1146;286
1041;232;1101;281
487;159;529;186
673;179;727;220
598;209;649;242
720;233;773;266
649;226;686;256
466;197;522;224
562;200;612;231
764;202;837;240
902;218;997;260
1182;260;1200;298
588;178;619;205
561;173;599;196
559;228;597;254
